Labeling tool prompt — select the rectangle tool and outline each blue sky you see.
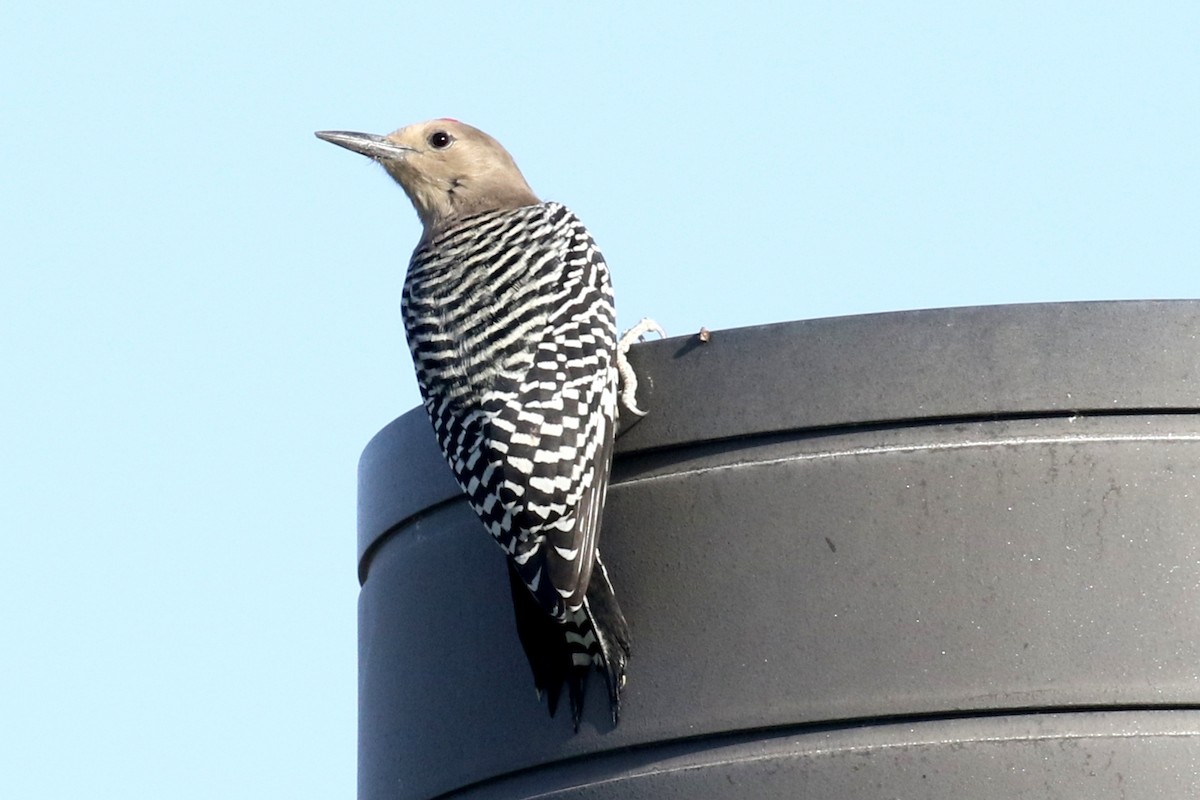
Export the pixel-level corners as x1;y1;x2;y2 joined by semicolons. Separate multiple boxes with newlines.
2;2;1198;797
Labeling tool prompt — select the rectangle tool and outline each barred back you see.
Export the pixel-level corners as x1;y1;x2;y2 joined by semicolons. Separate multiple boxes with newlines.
401;202;618;622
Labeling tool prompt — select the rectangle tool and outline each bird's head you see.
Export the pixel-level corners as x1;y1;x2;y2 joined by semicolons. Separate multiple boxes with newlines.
316;119;540;235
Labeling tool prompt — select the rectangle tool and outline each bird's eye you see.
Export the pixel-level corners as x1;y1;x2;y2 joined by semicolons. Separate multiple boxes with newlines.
428;131;453;150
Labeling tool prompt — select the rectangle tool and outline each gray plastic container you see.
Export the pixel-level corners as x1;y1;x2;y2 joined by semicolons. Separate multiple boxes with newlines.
357;300;1200;799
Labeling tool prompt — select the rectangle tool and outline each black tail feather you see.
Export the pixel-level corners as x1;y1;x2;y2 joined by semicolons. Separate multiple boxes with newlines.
586;554;632;723
507;562;566;717
506;556;631;730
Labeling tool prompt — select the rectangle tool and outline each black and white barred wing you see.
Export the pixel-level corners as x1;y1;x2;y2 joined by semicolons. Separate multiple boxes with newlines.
485;323;617;621
405;204;619;622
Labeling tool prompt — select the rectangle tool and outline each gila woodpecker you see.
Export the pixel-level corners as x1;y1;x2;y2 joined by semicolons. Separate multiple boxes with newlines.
316;119;653;728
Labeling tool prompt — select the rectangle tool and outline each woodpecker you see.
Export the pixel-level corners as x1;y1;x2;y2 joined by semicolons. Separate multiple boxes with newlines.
317;119;653;728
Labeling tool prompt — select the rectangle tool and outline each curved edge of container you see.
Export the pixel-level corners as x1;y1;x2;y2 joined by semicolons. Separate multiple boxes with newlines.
359;299;1200;573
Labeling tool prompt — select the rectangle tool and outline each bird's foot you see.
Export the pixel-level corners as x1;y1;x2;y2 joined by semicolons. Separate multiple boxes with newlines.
617;318;666;419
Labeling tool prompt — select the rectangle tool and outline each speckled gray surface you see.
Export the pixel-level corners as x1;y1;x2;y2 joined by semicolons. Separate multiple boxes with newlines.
358;301;1200;799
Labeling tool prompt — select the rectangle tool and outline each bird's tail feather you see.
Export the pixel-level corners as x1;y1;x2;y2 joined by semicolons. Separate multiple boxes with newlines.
506;554;631;729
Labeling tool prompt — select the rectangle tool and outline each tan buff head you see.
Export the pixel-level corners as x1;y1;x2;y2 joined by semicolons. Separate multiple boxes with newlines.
316;119;540;235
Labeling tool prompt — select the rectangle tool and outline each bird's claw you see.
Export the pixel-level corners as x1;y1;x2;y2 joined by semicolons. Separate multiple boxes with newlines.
617;318;666;419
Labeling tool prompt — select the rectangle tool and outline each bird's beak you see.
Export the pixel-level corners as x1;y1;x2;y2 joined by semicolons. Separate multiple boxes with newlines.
314;131;414;161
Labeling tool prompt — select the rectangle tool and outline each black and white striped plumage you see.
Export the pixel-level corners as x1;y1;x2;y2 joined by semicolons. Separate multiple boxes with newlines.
315;120;632;727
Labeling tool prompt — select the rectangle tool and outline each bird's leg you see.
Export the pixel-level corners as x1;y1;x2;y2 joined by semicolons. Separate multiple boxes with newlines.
616;318;666;419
